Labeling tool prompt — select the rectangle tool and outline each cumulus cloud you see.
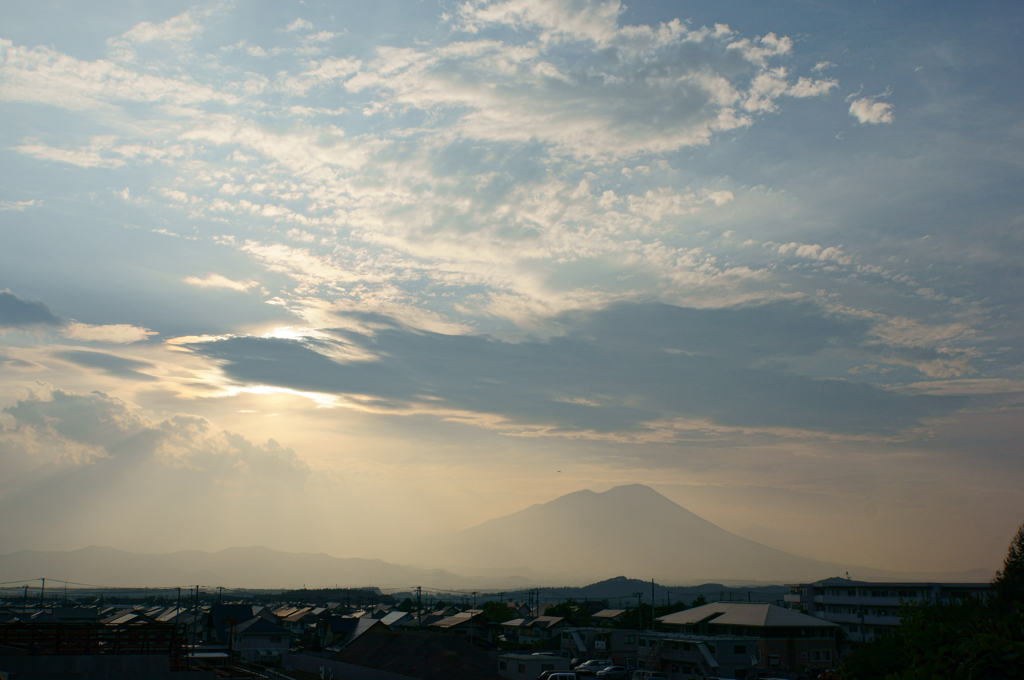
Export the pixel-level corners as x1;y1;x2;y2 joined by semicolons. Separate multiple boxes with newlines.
849;96;894;124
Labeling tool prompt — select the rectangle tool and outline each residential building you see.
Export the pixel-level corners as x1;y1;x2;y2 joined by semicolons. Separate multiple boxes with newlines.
784;577;992;643
657;602;839;676
229;617;291;664
558;627;640;669
498;652;570;680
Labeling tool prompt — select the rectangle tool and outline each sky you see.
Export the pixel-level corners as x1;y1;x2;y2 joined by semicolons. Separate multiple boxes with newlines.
1;0;1022;578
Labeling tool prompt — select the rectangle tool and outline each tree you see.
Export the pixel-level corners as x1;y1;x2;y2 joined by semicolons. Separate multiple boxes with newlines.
993;522;1024;609
544;600;592;627
482;600;515;624
690;595;707;608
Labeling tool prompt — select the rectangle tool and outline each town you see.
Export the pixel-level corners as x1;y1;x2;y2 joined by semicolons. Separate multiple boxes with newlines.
0;567;1014;680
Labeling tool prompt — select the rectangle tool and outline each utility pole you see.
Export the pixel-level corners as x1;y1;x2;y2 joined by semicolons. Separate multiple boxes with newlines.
176;588;181;618
634;591;643;629
40;578;46;608
651;579;655;631
23;585;28;613
416;587;422;628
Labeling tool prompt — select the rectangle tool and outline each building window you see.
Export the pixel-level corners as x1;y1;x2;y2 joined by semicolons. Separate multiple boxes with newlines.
625;635;635;644
670;642;678;650
734;645;745;654
499;661;507;670
639;639;647;647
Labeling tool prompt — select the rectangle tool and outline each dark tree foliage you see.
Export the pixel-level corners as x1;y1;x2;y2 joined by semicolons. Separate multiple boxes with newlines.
691;595;707;607
993;523;1024;609
654;601;689;618
544;599;592;627
482;600;516;624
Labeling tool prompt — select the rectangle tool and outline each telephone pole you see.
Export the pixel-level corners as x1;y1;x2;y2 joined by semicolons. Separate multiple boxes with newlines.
416;587;422;627
39;578;46;608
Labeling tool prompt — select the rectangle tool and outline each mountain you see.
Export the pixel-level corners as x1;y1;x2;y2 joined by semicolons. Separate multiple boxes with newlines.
435;484;991;585
0;545;471;590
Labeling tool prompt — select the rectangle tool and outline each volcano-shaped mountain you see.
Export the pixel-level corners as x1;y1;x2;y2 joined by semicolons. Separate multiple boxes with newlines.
443;484;970;584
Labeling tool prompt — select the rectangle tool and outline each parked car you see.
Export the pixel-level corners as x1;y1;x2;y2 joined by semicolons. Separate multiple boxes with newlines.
596;666;628;679
574;659;613;675
630;673;668;680
538;672;578;680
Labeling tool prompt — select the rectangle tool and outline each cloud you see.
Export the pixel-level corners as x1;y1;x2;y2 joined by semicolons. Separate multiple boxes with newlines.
0;291;63;328
0;199;40;211
849;96;894;124
54;350;157;381
60;323;156;344
182;301;966;437
0;292;154;343
184;273;259;292
776;242;852;265
12;143;125;168
0;389;313;551
345;4;838;157
1;40;234;110
286;18;314;32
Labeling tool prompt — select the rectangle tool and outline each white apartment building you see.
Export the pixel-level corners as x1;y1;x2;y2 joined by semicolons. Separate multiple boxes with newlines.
784;577;991;643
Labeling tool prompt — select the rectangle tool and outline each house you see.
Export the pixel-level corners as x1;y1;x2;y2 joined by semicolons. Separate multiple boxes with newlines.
209;603;275;644
502;616;566;645
319;616;385;651
281;607;319;635
558;627;639;669
656;602;839;675
325;626;504;680
506;602;533;618
428;610;493;642
229;616;291;664
591;609;628;625
498;652;569;680
379;610;413;628
784;577;993;643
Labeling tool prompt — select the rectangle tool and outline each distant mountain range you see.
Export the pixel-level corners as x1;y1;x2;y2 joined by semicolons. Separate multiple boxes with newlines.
0;485;991;588
0;545;468;590
431;484;993;585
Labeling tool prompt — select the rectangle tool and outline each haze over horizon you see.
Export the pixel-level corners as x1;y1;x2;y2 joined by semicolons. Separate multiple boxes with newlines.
2;0;1022;580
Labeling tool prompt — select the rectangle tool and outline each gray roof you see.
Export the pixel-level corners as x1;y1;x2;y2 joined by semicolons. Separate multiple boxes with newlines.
657;602;838;628
592;609;627;619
